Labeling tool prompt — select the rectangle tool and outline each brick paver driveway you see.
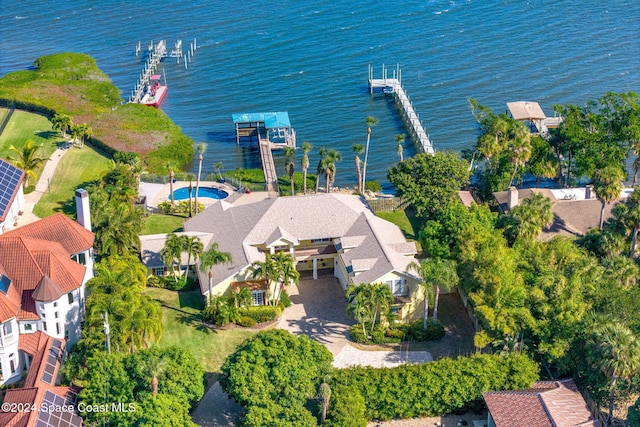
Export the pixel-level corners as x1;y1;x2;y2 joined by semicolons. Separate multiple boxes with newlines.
277;271;354;356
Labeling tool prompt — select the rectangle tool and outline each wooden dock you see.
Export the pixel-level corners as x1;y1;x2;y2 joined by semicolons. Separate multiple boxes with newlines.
368;65;435;155
258;136;280;197
130;40;167;103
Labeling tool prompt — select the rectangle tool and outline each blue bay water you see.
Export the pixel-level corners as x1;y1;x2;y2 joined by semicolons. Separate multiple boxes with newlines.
1;0;638;190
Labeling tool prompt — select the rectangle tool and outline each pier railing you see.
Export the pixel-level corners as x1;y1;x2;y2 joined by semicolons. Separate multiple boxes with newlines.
368;64;435;155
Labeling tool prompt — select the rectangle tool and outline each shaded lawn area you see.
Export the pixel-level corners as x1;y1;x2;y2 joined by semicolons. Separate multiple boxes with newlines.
146;287;256;376
33;145;111;218
142;213;185;235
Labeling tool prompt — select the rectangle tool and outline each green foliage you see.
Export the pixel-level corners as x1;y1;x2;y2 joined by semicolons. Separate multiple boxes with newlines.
204;295;240;326
221;330;333;423
395;319;446;342
498;192;554;244
364;180;382;192
146;275;195;291
279;289;292;307
629;396;640;427
238;305;282;323
331;353;539;420
136;394;199;427
325;384;367;427
237;316;257;327
388;151;470;220
349;320;445;344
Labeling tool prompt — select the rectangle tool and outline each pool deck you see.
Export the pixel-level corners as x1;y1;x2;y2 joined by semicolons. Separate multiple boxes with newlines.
141;180;240;210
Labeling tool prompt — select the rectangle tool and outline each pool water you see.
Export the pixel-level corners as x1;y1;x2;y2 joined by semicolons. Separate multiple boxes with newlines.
172;186;229;200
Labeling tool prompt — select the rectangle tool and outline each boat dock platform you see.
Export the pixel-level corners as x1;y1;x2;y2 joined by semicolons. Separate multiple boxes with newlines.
368;64;435;155
130;40;167;103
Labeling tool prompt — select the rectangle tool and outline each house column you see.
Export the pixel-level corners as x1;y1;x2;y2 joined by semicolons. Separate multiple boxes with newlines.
313;258;318;280
23;353;30;371
289;243;294;256
270;247;275;254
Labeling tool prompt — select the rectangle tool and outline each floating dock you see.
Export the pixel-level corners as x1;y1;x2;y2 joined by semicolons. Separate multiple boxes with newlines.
368;64;435;155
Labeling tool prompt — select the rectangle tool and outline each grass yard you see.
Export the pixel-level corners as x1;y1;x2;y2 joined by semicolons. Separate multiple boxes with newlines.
376;209;422;242
146;287;256;375
33;145;111;218
142;214;185;235
0;109;63;159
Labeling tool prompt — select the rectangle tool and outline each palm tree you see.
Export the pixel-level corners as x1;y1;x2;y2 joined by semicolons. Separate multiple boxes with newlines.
284;146;296;195
346;284;374;336
324;149;342;194
200;243;233;304
72;123;91;148
301;142;311;194
160;233;183;280
395;134;405;162
594;165;625;229
315;147;328;193
369;283;393;334
8;140;46;188
505;192;554;243
165;162;177;206
507;120;532;186
410;258;458;325
194;143;206;214
145;353;166;397
214;161;224;182
362;116;378;188
96;202;143;257
182;235;203;278
272;251;299;305
121;297;163;353
352;143;364;193
587;321;640;425
620;188;640;258
232;287;253;308
51;113;72;138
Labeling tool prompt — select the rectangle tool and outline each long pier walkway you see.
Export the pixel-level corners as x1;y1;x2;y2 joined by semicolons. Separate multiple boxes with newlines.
368;65;435;155
258;136;280;197
130;40;167;103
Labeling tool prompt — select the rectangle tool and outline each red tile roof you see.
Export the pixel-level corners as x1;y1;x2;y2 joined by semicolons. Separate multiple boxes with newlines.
483;379;601;427
0;278;21;323
18;291;39;320
18;331;48;357
4;213;94;255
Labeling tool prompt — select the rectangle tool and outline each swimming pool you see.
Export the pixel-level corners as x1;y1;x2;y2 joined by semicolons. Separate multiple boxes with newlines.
171;186;229;200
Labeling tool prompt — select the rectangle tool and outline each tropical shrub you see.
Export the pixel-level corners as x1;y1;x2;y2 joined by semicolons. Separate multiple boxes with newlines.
364;180;382;193
237;316;257;328
280;289;292;307
395;319;446;342
325;384;367;427
238;305;282;323
331;353;539;420
203;296;240;326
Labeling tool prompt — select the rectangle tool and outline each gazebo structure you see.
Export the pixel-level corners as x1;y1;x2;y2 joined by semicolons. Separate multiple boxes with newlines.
506;101;563;134
232;112;296;148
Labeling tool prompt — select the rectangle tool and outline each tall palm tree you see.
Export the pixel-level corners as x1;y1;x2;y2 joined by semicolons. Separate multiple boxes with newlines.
284;146;296;196
160;233;183;279
369;283;393;334
232;287;253;308
121;297;163;353
250;254;279;305
620;188;640;258
587;321;640;425
594;165;625;229
352;143;364;193
145;353;166;397
395;134;405;162
362;116;378;188
324;149;342;194
507;120;532;186
72;123;92;148
301;142;311;194
181;235;203;278
165;162;177;206
315;147;328;193
195;143;206;214
214;161;224;182
51;113;72;138
200;243;233;304
409;258;458;326
346;284;374;336
8;140;46;188
505;192;554;243
97;202;143;257
271;251;299;305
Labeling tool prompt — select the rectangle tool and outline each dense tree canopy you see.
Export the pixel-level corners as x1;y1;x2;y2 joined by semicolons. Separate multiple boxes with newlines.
388;151;470;220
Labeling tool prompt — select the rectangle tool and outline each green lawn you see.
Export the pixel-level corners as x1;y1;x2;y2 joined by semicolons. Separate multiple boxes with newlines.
0;108;63;160
33;145;111;218
142;214;185;235
376;210;422;241
146;287;256;374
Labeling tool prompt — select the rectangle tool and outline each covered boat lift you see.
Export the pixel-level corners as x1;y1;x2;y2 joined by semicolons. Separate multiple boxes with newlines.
231;112;296;148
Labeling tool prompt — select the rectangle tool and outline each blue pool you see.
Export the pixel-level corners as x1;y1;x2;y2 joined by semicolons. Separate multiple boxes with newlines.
172;187;229;201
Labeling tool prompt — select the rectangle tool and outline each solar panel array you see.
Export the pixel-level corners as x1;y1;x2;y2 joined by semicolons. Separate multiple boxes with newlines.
0;274;11;294
41;339;62;385
36;390;82;427
0;159;23;220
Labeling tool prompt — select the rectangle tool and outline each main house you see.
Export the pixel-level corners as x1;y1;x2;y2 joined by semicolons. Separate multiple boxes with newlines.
141;194;424;321
0;190;94;387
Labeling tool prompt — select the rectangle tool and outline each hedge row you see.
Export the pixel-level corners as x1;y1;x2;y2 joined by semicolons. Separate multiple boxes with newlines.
330;353;539;421
238;306;282;323
349;320;445;345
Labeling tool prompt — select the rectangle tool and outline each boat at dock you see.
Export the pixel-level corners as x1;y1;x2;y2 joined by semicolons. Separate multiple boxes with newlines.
140;74;167;107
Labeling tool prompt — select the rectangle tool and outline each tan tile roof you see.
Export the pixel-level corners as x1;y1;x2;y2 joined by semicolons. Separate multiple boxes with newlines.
483;379;600;427
4;212;94;255
507;101;547;120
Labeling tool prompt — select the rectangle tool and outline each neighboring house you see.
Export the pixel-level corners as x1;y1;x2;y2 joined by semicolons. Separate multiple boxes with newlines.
140;231;214;278
0;334;83;426
493;186;633;240
0;158;26;234
155;193;422;321
0;197;94;386
483;379;601;427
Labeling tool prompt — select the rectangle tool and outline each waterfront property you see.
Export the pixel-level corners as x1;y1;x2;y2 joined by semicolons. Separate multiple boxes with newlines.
0;202;94;386
178;193;424;321
0;158;25;235
506;101;563;135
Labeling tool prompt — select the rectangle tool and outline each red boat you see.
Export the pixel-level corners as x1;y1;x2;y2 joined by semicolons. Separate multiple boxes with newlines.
140;74;167;107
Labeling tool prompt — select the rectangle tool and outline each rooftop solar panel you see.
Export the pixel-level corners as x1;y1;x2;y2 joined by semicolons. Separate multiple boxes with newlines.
0;159;24;221
0;274;11;294
37;390;82;427
41;340;63;385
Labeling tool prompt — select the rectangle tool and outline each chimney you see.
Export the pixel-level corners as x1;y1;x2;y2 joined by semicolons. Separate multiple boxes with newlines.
507;186;519;209
75;189;92;231
585;184;594;200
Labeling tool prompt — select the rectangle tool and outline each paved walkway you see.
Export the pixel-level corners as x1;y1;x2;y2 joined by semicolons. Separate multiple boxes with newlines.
333;343;432;368
15;142;72;228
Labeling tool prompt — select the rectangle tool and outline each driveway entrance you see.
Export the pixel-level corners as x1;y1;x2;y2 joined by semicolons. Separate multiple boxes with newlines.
277;271;354;356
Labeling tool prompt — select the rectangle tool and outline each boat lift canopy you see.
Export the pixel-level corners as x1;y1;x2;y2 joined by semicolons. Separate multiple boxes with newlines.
232;112;292;129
